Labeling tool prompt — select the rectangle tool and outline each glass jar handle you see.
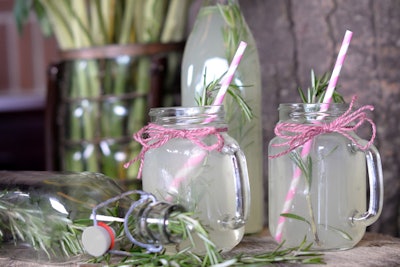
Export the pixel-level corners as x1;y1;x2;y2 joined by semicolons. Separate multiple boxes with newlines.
224;146;251;229
351;144;384;226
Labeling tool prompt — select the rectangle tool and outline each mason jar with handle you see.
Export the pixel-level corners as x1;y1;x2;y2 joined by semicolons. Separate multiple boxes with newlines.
133;105;251;253
268;99;383;250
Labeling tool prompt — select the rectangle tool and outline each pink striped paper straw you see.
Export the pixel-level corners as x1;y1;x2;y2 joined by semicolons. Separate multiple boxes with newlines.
323;30;353;105
274;30;353;243
166;41;248;198
213;41;248;105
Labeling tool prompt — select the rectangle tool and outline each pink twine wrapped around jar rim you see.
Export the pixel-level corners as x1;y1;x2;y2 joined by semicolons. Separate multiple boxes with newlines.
124;123;226;178
269;96;376;159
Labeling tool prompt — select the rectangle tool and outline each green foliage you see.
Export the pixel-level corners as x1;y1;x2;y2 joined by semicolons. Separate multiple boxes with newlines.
0;189;324;265
195;71;254;122
298;70;345;104
0;191;85;258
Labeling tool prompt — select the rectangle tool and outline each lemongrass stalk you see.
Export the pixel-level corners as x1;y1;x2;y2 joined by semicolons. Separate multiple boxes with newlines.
101;0;117;95
38;0;96;171
60;0;100;172
113;1;124;43
131;0;145;42
38;0;75;49
118;0;135;44
126;56;151;180
160;0;191;105
101;142;120;179
112;0;135;99
126;0;169;179
91;0;115;45
161;0;192;43
68;0;92;47
99;0;136;179
102;0;115;43
140;0;169;42
72;60;98;172
90;1;106;45
64;148;84;172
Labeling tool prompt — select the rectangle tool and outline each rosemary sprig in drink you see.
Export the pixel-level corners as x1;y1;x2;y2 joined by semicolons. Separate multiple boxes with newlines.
298;70;345;104
195;71;254;122
280;70;346;246
288;151;320;246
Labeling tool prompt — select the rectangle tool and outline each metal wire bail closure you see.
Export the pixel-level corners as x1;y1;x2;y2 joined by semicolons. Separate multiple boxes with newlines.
82;190;164;256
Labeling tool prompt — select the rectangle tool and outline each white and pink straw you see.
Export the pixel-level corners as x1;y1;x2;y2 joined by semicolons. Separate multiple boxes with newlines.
213;41;248;105
166;41;248;197
274;30;353;243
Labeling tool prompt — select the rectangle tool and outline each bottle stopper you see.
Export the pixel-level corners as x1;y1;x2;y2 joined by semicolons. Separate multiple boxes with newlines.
82;222;115;257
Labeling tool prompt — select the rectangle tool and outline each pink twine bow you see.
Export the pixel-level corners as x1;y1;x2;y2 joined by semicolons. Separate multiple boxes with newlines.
124;123;226;178
269;96;376;159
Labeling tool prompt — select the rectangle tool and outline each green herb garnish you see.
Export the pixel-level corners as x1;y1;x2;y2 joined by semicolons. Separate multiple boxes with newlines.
0;191;85;258
196;71;254;122
0;189;324;265
298;69;345;104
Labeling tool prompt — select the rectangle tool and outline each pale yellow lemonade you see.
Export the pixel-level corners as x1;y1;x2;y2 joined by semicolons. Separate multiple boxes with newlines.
181;5;264;233
142;135;250;252
269;133;368;250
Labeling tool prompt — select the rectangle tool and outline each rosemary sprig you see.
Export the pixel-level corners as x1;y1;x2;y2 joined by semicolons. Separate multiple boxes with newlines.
279;70;347;247
289;151;320;245
97;215;324;266
0;190;324;265
98;211;324;266
298;69;345;104
231;238;324;266
283;147;353;245
195;71;254;122
0;191;85;258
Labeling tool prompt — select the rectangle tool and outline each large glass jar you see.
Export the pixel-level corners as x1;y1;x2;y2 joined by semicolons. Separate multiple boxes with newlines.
46;43;184;182
140;105;250;252
181;0;264;233
268;102;383;250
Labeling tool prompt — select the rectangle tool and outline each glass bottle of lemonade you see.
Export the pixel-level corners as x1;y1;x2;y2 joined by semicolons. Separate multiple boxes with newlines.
181;0;264;233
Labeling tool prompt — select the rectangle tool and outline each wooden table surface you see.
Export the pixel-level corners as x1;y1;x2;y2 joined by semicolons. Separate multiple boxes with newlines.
1;231;400;266
228;231;400;267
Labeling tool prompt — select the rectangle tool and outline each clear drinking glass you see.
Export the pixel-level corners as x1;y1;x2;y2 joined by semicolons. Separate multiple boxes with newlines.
141;105;250;252
268;102;383;250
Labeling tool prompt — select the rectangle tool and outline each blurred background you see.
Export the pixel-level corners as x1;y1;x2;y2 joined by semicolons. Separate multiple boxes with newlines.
1;0;399;237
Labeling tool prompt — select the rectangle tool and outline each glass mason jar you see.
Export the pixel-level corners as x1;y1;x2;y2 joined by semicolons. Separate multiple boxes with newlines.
268;102;383;250
141;105;250;252
46;43;184;182
181;0;264;233
0;171;185;261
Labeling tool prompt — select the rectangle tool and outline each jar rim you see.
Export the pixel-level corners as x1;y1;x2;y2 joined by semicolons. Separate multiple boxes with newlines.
278;102;350;113
148;105;226;126
149;105;224;117
278;102;349;108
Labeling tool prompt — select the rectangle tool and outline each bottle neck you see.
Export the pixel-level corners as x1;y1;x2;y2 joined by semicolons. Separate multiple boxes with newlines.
149;106;227;129
137;201;186;245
